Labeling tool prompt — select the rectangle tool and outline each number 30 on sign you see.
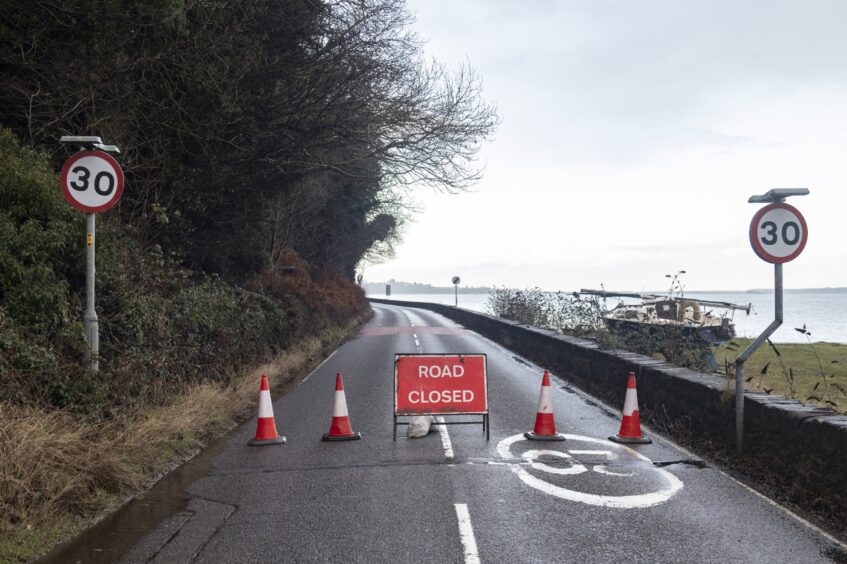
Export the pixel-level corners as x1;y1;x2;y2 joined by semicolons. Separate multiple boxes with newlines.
749;202;808;264
60;151;124;213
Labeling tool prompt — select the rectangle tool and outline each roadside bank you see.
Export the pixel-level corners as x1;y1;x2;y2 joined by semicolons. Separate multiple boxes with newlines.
0;313;369;564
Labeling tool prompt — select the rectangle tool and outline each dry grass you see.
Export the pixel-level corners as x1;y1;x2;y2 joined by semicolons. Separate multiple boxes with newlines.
0;319;365;563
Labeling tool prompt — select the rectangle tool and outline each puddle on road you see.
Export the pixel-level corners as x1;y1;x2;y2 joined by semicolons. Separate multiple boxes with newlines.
39;432;231;564
40;372;311;563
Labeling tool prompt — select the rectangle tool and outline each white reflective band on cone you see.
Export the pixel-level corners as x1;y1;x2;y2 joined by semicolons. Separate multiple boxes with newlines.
537;385;553;414
622;388;638;417
333;390;349;417
258;390;274;418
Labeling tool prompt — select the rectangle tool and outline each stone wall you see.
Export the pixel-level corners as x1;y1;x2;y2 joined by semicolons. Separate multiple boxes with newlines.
370;298;847;531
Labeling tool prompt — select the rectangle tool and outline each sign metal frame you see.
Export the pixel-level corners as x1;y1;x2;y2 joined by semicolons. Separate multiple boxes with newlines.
393;353;489;441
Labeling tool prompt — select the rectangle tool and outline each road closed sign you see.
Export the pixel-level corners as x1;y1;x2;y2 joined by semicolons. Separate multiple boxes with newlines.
395;354;487;415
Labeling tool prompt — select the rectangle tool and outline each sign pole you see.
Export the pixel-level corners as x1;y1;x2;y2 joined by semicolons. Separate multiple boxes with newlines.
734;263;783;455
736;188;808;456
59;135;123;374
84;212;99;372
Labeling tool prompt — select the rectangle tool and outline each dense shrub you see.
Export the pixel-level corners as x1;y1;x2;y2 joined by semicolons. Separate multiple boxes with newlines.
0;128;366;414
0;129;87;385
487;286;709;369
486;287;550;327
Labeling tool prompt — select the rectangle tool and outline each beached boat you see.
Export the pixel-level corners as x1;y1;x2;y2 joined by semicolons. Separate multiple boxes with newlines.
576;289;751;345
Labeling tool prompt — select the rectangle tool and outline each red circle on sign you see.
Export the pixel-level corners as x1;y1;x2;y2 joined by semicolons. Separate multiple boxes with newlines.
749;202;808;264
60;150;124;213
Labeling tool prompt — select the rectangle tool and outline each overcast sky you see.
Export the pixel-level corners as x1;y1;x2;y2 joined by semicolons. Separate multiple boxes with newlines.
364;0;847;291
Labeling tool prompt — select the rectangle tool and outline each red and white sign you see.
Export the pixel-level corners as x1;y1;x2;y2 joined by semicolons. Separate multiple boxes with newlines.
749;202;808;264
394;354;488;415
60;150;124;213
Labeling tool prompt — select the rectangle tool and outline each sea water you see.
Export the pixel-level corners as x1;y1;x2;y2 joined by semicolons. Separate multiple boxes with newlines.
366;291;847;344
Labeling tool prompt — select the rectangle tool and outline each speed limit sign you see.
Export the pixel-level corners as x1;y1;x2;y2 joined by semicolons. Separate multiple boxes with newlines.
749;202;808;263
60;150;124;213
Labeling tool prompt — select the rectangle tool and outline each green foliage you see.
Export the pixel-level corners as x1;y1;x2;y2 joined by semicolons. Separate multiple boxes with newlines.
0;129;85;374
717;336;847;412
0;0;497;412
0;127;364;413
0;0;497;281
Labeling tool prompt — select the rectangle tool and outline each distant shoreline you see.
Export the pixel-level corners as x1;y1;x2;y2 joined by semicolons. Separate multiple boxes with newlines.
364;282;847;295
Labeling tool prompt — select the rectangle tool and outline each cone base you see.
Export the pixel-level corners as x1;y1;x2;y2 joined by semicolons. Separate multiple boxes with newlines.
608;434;651;444
247;435;287;446
524;431;566;441
322;431;362;442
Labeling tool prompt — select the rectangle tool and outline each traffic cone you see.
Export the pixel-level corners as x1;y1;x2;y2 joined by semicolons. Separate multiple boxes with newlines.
525;370;566;441
247;374;287;446
609;372;652;444
322;372;362;442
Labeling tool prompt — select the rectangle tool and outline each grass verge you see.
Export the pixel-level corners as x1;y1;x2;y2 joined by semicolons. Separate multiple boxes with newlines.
715;338;847;412
0;313;368;563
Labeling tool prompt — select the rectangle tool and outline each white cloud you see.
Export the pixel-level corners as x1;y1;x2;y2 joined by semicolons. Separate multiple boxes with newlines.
365;0;847;291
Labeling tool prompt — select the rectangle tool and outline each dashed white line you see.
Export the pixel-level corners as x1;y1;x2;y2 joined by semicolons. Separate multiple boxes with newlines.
435;416;454;459
454;504;481;564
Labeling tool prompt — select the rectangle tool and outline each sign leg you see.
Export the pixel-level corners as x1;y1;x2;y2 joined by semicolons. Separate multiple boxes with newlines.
83;213;99;373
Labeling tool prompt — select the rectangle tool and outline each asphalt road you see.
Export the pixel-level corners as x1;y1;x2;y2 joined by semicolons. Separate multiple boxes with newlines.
49;303;847;563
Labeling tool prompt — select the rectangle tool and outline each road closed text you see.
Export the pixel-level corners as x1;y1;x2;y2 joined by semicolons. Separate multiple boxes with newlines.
395;354;487;415
418;364;464;378
408;389;475;404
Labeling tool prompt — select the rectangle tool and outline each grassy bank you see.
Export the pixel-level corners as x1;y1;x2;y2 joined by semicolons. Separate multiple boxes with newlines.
0;314;367;563
715;338;847;412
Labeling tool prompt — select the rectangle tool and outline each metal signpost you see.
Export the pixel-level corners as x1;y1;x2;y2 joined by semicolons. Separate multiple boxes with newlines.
452;275;461;306
735;188;809;455
59;136;124;373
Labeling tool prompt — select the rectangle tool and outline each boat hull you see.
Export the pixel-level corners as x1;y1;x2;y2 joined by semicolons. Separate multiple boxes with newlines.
603;317;735;345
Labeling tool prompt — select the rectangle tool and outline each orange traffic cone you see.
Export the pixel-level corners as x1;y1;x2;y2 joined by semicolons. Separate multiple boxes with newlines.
525;370;566;441
322;372;362;441
247;374;287;446
609;372;652;444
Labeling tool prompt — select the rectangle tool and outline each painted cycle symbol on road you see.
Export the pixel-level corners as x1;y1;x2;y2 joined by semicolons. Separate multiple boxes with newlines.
496;434;683;509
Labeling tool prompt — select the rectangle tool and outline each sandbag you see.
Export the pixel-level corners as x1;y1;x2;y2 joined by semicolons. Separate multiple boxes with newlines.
406;415;435;438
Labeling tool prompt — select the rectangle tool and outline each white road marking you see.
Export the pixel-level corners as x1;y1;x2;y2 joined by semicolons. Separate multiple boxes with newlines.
300;350;338;384
402;308;449;454
454;504;481;564
435;416;455;459
389;304;847;551
655;436;847;551
593;465;635;477
521;449;587;475
400;310;423;351
568;449;616;458
496;434;683;509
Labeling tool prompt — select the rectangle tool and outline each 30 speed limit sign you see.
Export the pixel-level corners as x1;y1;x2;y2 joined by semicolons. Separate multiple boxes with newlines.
749;202;808;263
60;150;124;213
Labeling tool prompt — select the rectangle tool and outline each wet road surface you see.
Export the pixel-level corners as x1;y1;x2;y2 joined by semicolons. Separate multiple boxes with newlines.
43;304;847;563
